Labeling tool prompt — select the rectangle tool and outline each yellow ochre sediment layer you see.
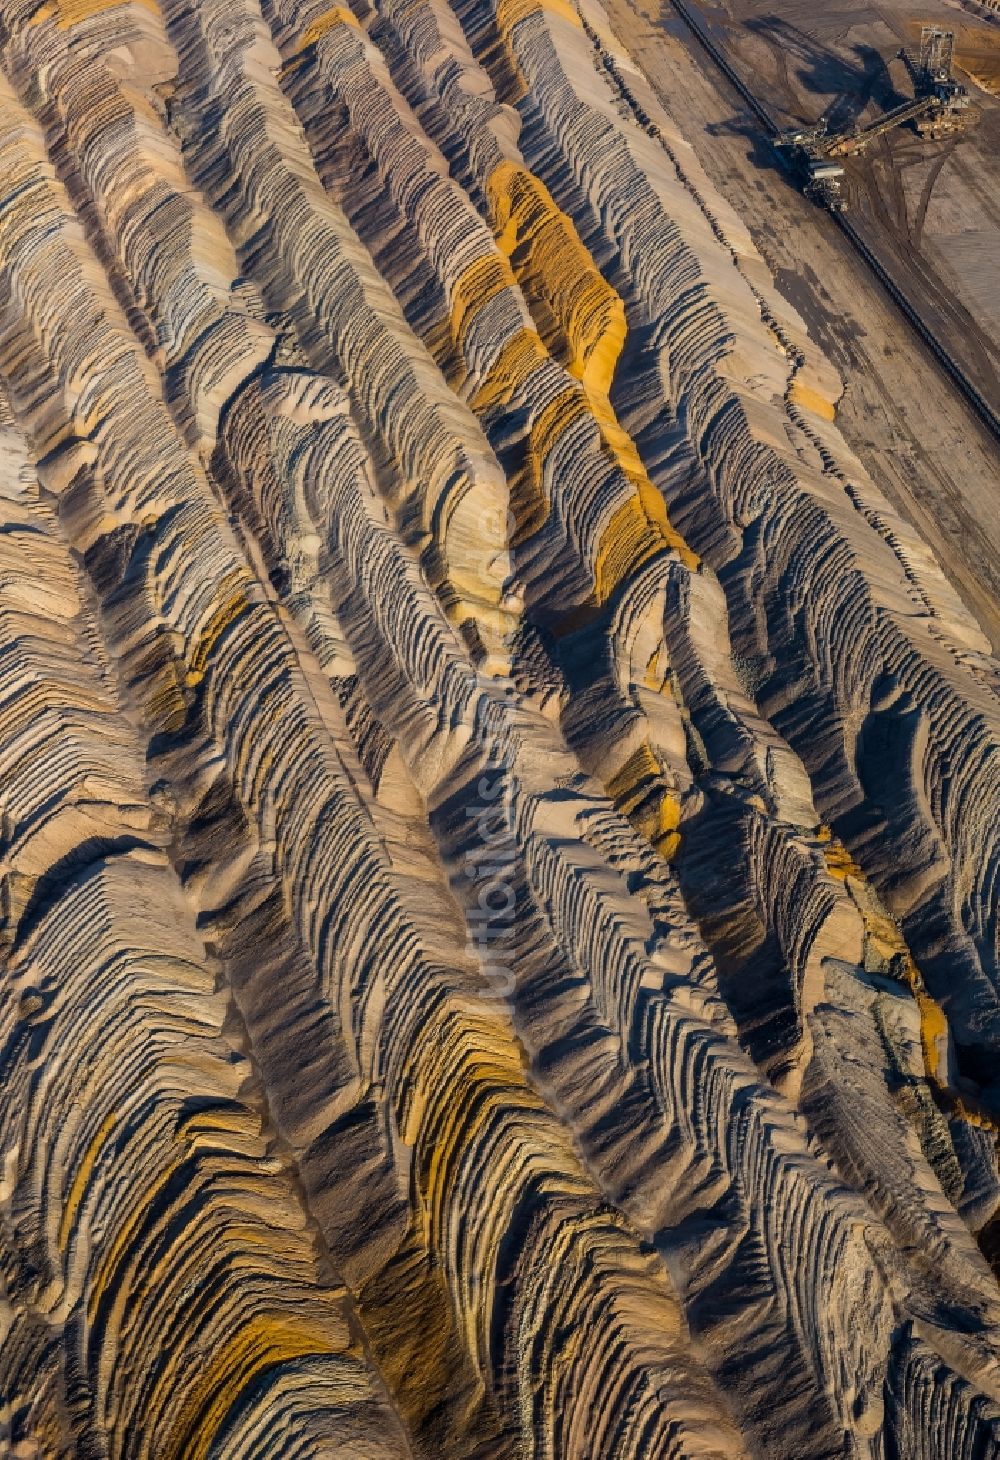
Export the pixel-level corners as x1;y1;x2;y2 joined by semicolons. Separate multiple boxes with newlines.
484;159;697;592
0;0;999;1456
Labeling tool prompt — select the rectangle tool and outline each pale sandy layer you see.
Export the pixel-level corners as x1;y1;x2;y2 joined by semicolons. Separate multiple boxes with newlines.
0;1;997;1457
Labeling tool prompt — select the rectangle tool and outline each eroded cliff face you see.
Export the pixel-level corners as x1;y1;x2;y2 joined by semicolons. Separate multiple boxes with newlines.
0;0;997;1455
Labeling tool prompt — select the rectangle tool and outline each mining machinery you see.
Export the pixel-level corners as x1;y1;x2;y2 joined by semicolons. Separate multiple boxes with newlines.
777;27;971;210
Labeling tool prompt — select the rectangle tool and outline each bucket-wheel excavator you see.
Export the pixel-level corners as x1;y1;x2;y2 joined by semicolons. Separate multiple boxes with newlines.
777;27;971;210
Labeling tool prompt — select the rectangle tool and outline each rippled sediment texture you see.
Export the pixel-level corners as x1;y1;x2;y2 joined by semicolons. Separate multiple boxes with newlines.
0;0;998;1454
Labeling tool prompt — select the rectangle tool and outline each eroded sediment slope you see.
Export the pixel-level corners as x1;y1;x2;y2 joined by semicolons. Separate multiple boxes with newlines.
0;0;998;1456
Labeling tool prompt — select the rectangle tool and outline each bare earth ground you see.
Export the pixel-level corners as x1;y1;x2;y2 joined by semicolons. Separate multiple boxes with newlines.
5;0;1000;1451
602;0;1000;650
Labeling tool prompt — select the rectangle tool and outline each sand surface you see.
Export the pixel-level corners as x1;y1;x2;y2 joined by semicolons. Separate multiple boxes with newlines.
0;0;998;1455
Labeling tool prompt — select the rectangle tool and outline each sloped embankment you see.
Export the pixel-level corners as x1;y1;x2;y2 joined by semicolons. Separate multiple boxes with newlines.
0;0;998;1456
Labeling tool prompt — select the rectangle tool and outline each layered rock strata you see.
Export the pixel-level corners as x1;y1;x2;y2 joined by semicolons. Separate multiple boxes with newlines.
0;0;998;1456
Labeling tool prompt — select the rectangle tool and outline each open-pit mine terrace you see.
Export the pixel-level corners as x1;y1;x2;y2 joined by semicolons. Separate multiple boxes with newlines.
0;0;998;1456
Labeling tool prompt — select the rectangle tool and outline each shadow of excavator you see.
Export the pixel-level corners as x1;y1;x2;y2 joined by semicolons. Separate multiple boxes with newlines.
702;13;928;188
745;14;909;123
